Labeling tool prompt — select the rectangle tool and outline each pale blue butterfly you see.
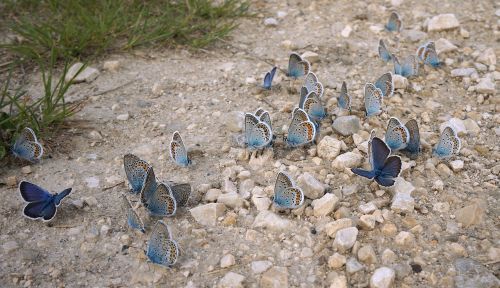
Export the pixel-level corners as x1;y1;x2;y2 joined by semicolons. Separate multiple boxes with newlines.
124;154;151;194
374;72;394;97
393;55;418;78
423;45;440;68
299;86;309;108
378;39;392;62
170;131;191;167
146;221;179;267
285;108;316;147
304;72;323;97
254;108;272;128
272;172;304;209
19;181;72;222
303;92;327;122
364;83;383;117
402;119;421;159
384;117;410;151
165;181;192;207
432;126;461;159
245;113;272;150
12;127;43;162
263;66;277;90
121;194;145;233
385;12;402;32
338;81;352;112
140;167;176;217
287;53;310;78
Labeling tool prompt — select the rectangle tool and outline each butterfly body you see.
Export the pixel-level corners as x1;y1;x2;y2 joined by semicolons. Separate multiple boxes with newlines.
170;131;191;167
263;66;277;90
12;128;43;162
146;221;179;267
432;126;461;159
19;181;72;221
273;172;304;209
287;53;310;78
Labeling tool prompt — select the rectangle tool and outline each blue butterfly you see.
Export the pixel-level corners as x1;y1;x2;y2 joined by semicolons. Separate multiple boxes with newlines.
165;181;192;207
254;108;272;128
272;172;304;209
245;113;272;150
263;66;277;90
374;72;394;97
423;45;440;68
378;39;392;62
19;181;72;222
364;83;383;117
303;92;327;122
303;72;323;97
299;86;309;108
367;129;377;168
121;194;145;233
416;41;432;62
385;117;410;151
140;167;177;217
287;53;310;78
124;154;151;194
170;131;191;167
338;81;352;112
12;127;43;162
285;108;316;147
402;119;421;159
432;126;461;159
385;12;402;32
146;221;179;267
393;55;419;78
351;137;402;187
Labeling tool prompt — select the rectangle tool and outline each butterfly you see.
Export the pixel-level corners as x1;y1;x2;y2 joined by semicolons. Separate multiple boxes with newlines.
402;119;421;159
384;117;410;151
263;66;277;90
12;127;43;162
303;91;327;122
121;194;145;233
272;172;304;209
378;39;392;62
165;182;192;207
393;55;419;78
416;41;433;61
170;131;191;167
364;83;383;117
245;113;272;150
385;12;402;32
367;129;377;168
351;137;402;187
374;72;394;97
303;72;324;97
432;126;461;159
337;81;352;112
124;154;151;194
285;108;316;147
19;181;72;222
299;86;309;108
146;220;179;267
254;108;272;128
423;45;440;68
287;53;310;78
140;167;177;217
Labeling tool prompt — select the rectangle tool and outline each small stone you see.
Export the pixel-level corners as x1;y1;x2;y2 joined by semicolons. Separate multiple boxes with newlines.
204;189;222;202
225;111;245;132
103;60;120;72
297;172;325;199
342;184;359;196
325;218;353;238
6;176;17;187
395;231;415;247
301;51;320;64
281;40;294;50
359;215;376;230
332;152;363;170
116;113;130;121
252;195;271;211
454;200;486;227
341;25;352;38
2;240;19;253
317;136;342;161
276;11;287;18
217;193;244;209
381;223;397;236
328;253;346;269
333;227;358;251
358;245;377;264
449;243;467;257
451;68;477;77
449;160;464;172
65;63;100;83
346;257;364;274
454;258;500;288
435;38;458;54
85;176;100;188
463;119;480;135
245;77;256;85
251;260;272;274
402;29;427;42
261;266;288;288
190;203;226;226
264;18;278;26
311;193;339;217
333;116;361;136
392;74;408;89
70;199;85;209
218;272;245;288
300;247;313;258
359;202;377;214
253;211;292;232
391;178;415;212
477;48;497;66
370;267;395;288
427;14;460;32
381;249;397;264
220;254;236;268
476;77;495;94
100;224;111;236
21;166;31;174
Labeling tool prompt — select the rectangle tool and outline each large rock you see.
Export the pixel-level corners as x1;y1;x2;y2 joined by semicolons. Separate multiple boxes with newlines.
297;172;325;199
358;245;377;264
477;48;497;66
401;29;427;42
333;227;358;251
190;203;226;226
261;266;288;288
253;211;292;231
370;267;395;288
427;14;460;32
218;272;245;288
333;116;361;136
435;38;458;54
217;192;244;209
251;260;273;274
312;193;339;217
454;200;486;227
391;178;415;212
317;136;342;161
325;218;354;238
332;152;363;170
454;258;500;288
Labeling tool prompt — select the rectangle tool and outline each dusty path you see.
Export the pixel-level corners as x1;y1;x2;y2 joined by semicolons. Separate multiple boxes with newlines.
1;0;499;287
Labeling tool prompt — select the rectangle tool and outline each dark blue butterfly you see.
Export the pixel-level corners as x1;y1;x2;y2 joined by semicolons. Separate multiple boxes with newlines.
263;66;277;90
385;12;402;32
378;39;392;62
19;181;72;221
351;137;401;187
402;119;421;159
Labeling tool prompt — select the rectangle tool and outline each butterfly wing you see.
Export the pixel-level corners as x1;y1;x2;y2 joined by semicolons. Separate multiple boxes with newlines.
286;121;316;147
433;126;460;158
146;183;177;217
19;181;52;202
299;86;309;108
371;137;391;172
259;110;272;128
364;83;383;117
273;187;304;209
401;55;419;77
374;72;394;97
338;82;352;111
245;113;259;145
254;108;264;117
170;132;189;167
367;129;376;168
121;194;145;233
124;154;151;194
304;95;326;122
403;119;420;157
423;46;440;67
53;188;72;206
12;140;43;162
290;108;310;128
378;39;392;62
23;200;57;221
416;45;426;62
274;172;294;196
351;168;376;179
304;72;318;93
263;71;272;90
247;120;272;149
146;221;178;266
385;12;402;32
269;66;277;81
384;117;409;151
392;55;402;75
375;155;401;187
169;183;191;207
140;167;158;206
